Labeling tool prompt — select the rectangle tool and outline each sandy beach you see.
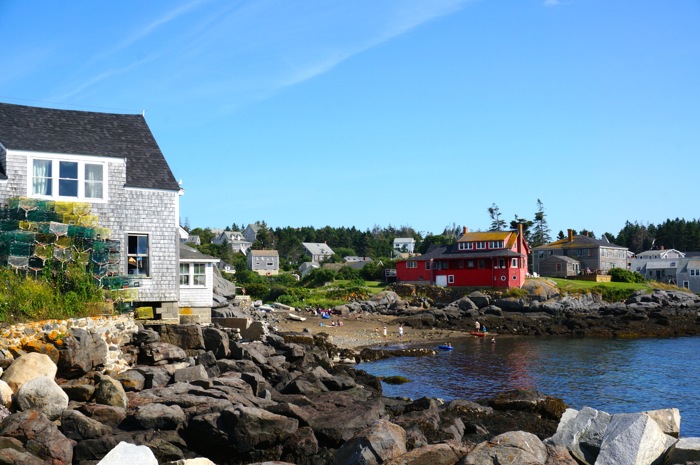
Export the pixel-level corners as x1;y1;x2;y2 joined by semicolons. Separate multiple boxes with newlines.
273;311;469;350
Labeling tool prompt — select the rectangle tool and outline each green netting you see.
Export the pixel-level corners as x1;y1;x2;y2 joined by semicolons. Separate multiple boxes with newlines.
50;222;69;237
92;251;109;265
9;242;31;256
26;209;61;222
68;225;96;238
6;198;20;210
28;256;44;270
92;241;108;253
102;276;126;289
54;236;72;249
9;231;35;244
71;237;93;251
53;248;72;262
0;220;19;232
34;244;52;260
73;203;91;216
105;240;120;251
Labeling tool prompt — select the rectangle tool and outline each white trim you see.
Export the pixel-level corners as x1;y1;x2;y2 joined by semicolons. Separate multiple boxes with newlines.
26;154;111;202
124;186;180;194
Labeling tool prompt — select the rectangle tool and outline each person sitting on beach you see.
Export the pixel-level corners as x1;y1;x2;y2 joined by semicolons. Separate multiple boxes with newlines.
482;325;487;333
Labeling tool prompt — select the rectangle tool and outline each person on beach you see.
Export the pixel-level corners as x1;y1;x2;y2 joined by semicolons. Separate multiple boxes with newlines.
475;321;480;331
482;324;487;333
398;325;404;338
383;326;387;338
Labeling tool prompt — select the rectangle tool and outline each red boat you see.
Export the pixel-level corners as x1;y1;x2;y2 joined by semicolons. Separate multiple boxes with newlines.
470;331;496;337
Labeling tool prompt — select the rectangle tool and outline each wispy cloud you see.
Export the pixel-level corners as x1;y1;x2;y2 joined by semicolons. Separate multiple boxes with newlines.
544;0;561;6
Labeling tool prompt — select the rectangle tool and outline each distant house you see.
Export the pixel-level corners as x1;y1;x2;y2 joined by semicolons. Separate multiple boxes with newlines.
248;250;279;276
635;248;685;260
243;223;262;243
344;256;373;270
629;259;679;284
538;255;581;278
179;244;219;324
395;226;529;289
302;242;334;262
213;230;252;255
676;258;700;293
532;230;628;276
393;237;416;254
0;102;181;320
178;226;201;245
299;261;320;278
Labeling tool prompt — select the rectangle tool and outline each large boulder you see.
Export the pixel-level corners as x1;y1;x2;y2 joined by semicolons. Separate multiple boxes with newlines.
463;430;548;465
140;342;188;365
385;443;467;465
96;441;158;465
664;437;700;464
93;375;128;408
58;327;109;378
546;407;611;465
59;409;112;440
156;324;205;351
334;419;407;465
16;376;69;420
203;327;231;359
0;380;12;408
595;413;674;465
225;405;299;453
1;352;57;393
133;403;186;430
642;408;681;438
0;409;74;465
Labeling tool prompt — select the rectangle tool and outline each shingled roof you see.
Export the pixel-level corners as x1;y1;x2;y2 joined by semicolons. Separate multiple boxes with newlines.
0;102;179;190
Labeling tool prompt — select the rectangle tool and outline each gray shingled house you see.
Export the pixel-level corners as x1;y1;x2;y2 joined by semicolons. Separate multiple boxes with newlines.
0;102;182;320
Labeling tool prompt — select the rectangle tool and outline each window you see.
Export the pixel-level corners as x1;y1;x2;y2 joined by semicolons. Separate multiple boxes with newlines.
489;240;504;249
511;258;518;268
467;260;474;268
127;234;149;276
448;275;454;284
498;258;505;268
180;263;206;286
425;261;431;270
476;241;486;250
407;261;417;269
31;158;106;200
478;259;484;269
458;260;464;269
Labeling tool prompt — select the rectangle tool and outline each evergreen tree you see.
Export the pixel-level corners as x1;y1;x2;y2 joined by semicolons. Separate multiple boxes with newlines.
530;199;551;247
510;216;533;244
488;203;506;231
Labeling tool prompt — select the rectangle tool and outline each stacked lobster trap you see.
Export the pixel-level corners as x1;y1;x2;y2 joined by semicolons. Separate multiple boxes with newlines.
0;197;126;291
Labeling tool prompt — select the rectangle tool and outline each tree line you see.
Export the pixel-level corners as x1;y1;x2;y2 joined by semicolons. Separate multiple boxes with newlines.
184;200;700;267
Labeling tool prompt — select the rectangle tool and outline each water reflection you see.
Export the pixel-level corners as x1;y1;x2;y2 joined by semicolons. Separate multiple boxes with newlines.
357;336;700;437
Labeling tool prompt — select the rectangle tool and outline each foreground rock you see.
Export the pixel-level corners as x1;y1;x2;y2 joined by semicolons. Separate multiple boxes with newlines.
0;316;697;464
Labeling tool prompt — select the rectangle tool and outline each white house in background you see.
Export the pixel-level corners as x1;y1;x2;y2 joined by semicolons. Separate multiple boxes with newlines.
299;261;320;278
179;226;201;245
393;237;416;253
302;242;334;262
248;250;279;276
179;243;219;323
213;230;252;255
635;248;685;260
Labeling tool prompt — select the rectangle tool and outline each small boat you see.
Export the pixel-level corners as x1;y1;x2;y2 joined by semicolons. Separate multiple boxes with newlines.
288;312;306;322
470;331;496;338
438;345;454;350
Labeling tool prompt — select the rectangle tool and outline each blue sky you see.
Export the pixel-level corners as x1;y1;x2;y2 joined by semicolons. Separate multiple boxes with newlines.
1;0;699;238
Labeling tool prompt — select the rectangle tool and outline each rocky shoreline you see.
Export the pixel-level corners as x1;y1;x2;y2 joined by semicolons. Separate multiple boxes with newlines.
0;312;699;464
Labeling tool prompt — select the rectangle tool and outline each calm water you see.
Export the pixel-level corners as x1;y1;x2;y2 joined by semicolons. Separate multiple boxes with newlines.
357;336;700;437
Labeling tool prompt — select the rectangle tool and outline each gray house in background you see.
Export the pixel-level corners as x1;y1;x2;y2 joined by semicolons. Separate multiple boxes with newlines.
675;258;700;293
538;255;581;278
0;102;182;320
302;242;334;262
532;229;628;276
248;249;279;276
244;223;262;243
179;243;219;323
629;258;680;284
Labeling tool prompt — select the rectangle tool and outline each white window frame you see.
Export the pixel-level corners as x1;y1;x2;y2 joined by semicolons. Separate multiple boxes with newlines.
27;154;109;202
511;258;518;268
489;240;504;249
180;263;206;286
476;241;486;250
127;233;150;277
448;275;454;284
406;261;417;269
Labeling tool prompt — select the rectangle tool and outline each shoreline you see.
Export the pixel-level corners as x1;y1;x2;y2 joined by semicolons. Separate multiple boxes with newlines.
274;311;474;350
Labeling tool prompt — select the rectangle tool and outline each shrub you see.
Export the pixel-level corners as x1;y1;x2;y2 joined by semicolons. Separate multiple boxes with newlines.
303;269;337;288
610;268;646;283
243;283;268;299
336;266;360;280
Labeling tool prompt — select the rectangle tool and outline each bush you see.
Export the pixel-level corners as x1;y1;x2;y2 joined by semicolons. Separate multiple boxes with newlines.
610;268;646;283
243;283;268;299
303;268;337;288
336;266;360;280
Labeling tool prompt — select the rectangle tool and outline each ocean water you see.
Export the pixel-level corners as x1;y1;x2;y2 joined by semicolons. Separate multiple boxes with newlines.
356;335;700;437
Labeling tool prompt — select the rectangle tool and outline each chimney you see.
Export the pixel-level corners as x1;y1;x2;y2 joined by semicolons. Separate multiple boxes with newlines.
463;226;468;234
517;223;523;254
568;229;574;242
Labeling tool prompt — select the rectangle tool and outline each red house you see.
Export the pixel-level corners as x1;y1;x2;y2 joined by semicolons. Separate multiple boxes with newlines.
396;226;529;289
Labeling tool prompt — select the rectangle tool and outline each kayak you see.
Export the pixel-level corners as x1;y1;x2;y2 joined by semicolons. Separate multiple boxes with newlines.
470;331;496;337
438;345;454;350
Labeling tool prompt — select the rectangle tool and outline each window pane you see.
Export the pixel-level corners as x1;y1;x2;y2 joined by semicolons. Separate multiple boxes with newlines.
59;161;79;197
32;160;53;195
180;264;190;285
127;234;149;276
85;164;104;199
194;263;205;285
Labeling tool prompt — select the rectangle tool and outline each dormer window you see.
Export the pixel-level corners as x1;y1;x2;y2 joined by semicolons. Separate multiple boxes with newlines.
30;157;106;201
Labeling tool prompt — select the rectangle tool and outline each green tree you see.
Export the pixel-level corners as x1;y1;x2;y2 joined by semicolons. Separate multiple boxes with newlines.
530;199;551;247
488;203;506;231
510;216;533;244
